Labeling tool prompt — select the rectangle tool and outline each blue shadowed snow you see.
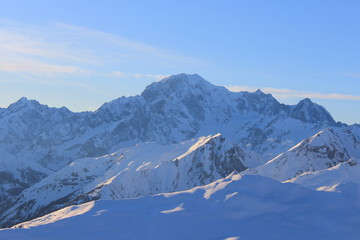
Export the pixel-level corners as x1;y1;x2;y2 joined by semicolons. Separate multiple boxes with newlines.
2;175;360;240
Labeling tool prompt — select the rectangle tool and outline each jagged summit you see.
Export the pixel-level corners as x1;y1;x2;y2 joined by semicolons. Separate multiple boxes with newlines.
255;89;264;94
12;97;41;106
160;73;203;82
98;74;209;113
141;73;227;102
7;97;41;112
3;97;73;117
291;98;335;125
157;73;212;87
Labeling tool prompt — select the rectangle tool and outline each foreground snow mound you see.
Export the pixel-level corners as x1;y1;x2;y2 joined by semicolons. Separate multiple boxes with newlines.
245;127;360;181
0;134;255;228
2;175;360;240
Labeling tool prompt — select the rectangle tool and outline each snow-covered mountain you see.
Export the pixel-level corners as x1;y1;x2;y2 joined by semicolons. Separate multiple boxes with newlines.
0;74;340;201
0;134;258;228
0;73;358;232
0;97;87;169
244;126;360;181
2;174;360;240
0;74;338;169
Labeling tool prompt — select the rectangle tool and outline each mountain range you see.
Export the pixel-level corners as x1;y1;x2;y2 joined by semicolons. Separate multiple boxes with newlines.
0;73;359;238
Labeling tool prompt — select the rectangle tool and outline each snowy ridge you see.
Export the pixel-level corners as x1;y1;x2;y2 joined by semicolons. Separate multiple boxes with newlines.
11;201;95;229
244;127;360;181
286;158;360;191
2;175;360;240
0;134;255;228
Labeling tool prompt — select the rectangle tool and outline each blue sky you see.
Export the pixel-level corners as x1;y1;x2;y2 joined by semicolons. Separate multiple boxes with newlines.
0;0;359;124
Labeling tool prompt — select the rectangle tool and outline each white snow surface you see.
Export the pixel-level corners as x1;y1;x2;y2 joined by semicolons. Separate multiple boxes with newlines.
2;174;360;240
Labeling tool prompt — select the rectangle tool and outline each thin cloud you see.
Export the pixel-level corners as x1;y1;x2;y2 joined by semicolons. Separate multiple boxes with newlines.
37;79;113;97
0;20;205;77
227;85;360;101
0;29;88;63
0;77;112;97
55;23;204;66
0;60;91;75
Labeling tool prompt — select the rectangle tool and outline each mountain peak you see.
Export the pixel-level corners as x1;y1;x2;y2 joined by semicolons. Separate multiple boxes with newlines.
18;96;29;102
291;98;336;125
141;73;224;102
14;97;38;104
155;73;215;91
298;98;313;105
159;73;206;84
7;97;41;112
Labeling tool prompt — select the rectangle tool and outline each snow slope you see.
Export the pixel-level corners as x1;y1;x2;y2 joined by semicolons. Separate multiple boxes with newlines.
2;175;360;240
